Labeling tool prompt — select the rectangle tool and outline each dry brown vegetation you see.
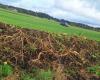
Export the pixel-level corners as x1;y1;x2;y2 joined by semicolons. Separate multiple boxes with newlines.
0;22;100;80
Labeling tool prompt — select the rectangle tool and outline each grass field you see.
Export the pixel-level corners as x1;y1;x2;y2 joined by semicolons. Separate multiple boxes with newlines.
0;8;100;41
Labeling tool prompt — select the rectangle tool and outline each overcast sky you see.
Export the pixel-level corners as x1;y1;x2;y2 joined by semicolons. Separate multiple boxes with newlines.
0;0;100;27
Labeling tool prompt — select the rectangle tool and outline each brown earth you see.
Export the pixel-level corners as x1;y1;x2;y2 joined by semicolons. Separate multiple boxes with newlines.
0;22;100;80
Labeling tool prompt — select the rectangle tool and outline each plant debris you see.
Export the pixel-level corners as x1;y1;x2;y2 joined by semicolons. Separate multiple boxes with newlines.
0;22;100;80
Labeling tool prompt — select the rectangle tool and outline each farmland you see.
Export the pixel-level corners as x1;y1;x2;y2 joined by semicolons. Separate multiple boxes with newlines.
0;6;100;80
0;8;100;41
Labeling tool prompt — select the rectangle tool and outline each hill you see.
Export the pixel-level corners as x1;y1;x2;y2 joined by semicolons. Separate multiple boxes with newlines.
0;8;100;41
61;19;100;32
0;3;100;32
0;23;100;80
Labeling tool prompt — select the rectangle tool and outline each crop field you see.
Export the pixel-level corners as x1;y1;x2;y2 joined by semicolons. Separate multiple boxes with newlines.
0;8;100;41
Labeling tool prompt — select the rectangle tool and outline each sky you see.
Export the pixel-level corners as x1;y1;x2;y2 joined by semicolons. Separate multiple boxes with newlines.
0;0;100;27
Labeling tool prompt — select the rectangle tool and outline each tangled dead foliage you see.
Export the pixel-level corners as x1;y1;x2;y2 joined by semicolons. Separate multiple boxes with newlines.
0;22;100;80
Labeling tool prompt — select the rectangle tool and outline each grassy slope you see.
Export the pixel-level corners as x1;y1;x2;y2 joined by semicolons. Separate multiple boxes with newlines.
0;8;100;41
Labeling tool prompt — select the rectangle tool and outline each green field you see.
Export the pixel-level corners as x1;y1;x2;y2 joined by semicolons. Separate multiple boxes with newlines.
0;8;100;41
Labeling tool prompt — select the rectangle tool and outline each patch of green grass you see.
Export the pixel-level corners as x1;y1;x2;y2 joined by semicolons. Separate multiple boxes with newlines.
21;69;53;80
35;69;53;80
91;53;100;61
65;67;77;76
87;65;100;76
0;8;100;41
21;73;35;80
0;63;13;77
0;29;3;32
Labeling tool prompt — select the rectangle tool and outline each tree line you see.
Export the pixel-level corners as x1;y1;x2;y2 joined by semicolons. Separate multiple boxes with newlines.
0;3;100;32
